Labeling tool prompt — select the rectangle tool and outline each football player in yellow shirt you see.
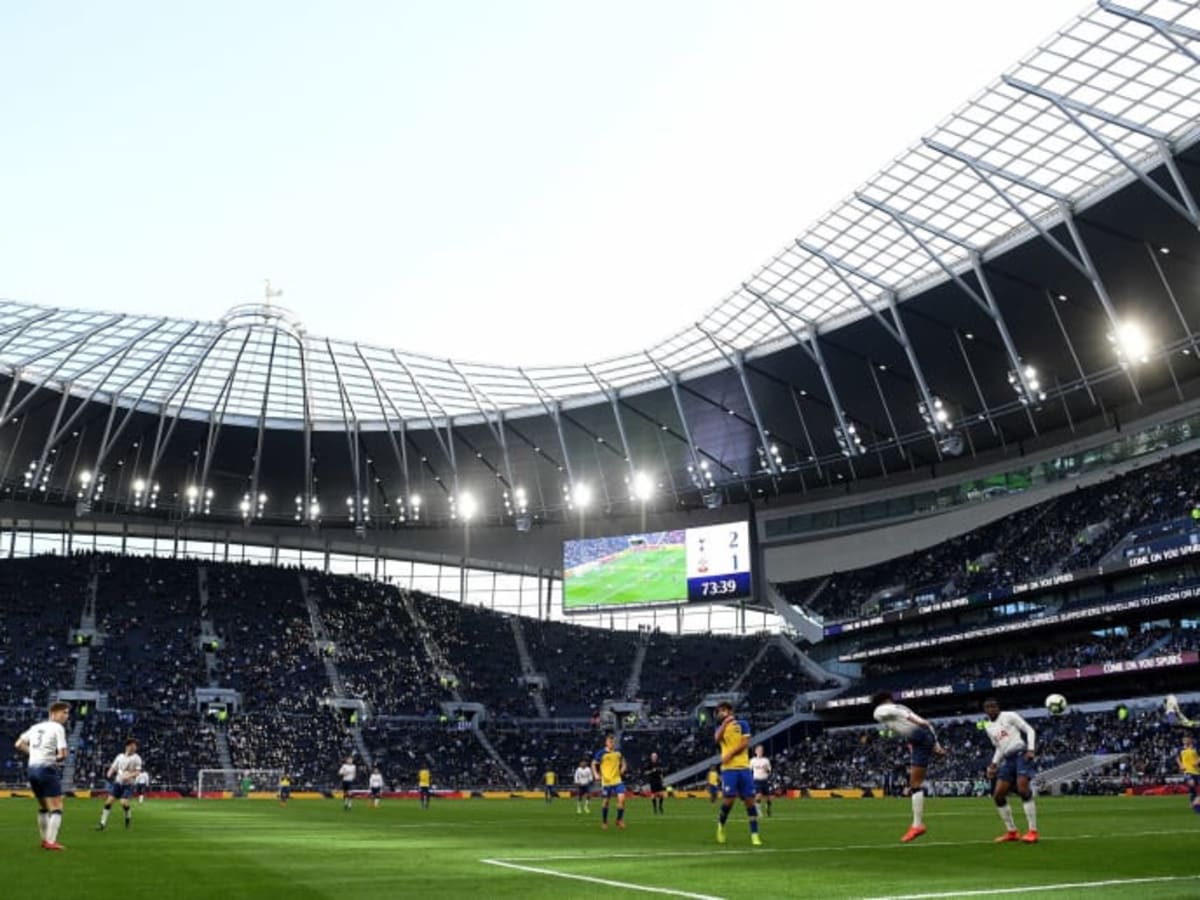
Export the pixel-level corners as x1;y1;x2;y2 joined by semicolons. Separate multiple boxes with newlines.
592;733;627;830
714;700;761;845
1179;734;1200;813
418;768;432;810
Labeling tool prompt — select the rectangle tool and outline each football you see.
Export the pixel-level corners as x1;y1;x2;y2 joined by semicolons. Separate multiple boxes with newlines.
1045;693;1069;715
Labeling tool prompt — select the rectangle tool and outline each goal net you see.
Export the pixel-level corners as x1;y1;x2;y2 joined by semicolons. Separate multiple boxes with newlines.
197;768;284;798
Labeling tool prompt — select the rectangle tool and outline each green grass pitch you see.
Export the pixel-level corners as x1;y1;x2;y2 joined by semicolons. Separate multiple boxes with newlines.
5;795;1199;898
564;545;687;609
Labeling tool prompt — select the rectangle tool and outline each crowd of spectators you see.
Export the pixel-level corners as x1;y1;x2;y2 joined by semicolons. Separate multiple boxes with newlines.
90;556;206;711
0;554;89;707
207;563;329;712
6;551;1198;795
226;711;352;787
853;625;1200;697
781;450;1200;622
315;575;443;716
520;617;639;716
738;645;821;713
638;631;754;715
412;592;530;716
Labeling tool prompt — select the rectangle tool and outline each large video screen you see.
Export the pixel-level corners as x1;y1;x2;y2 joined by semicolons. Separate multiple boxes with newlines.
563;521;752;612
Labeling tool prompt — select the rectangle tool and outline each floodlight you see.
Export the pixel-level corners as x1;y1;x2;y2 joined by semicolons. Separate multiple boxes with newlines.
459;491;477;521
571;482;593;509
1109;319;1152;367
632;471;654;502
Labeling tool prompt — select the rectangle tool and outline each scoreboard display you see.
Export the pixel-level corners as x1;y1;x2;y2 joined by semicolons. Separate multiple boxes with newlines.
684;522;752;603
562;521;753;612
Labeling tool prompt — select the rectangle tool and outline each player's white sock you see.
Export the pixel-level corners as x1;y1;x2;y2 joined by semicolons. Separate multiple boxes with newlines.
996;803;1016;832
100;807;110;826
1022;799;1037;831
37;811;48;840
911;790;925;827
46;810;62;843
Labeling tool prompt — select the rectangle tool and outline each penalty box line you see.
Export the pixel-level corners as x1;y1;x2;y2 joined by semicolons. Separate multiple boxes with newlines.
480;858;725;899
862;873;1200;899
485;827;1193;865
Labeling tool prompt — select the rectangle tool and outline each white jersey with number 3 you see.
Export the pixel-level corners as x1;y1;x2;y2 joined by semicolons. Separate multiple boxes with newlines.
750;757;772;782
985;711;1036;766
19;720;68;768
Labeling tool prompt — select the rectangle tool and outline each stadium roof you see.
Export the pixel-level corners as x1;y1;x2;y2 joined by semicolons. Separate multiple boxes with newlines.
1;0;1198;433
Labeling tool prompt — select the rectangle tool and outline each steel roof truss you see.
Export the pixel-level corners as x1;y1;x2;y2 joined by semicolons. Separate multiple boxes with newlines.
1004;75;1199;229
1098;2;1200;68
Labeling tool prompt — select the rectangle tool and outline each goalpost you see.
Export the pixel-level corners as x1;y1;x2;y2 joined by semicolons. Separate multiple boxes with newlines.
197;768;284;798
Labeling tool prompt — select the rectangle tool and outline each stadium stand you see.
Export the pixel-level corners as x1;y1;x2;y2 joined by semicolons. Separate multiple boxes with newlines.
779;449;1200;622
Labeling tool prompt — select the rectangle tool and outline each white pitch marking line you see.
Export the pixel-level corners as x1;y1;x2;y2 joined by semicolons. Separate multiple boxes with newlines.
481;858;725;899
862;873;1200;899
488;827;1193;864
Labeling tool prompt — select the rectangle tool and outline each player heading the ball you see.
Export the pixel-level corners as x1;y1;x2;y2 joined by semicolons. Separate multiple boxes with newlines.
872;691;945;843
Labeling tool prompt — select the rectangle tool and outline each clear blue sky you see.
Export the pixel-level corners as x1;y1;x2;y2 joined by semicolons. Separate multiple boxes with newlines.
0;1;1085;364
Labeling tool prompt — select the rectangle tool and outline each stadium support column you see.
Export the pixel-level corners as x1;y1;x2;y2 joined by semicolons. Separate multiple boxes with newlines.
745;287;854;478
396;353;460;500
326;339;365;534
82;323;201;509
356;347;413;515
662;370;703;478
788;385;823;485
450;360;518;497
297;339;315;522
39;318;167;460
695;326;779;481
1058;204;1142;403
584;364;639;489
856;195;1036;434
198;332;253;511
1145;243;1200;357
1042;291;1096;407
249;332;279;522
33;384;72;490
952;331;1002;443
520;368;576;491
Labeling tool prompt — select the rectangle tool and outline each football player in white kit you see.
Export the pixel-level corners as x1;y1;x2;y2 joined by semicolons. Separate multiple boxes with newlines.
750;744;773;817
15;701;71;850
338;756;357;810
368;766;384;808
982;698;1039;843
573;758;593;814
135;769;150;804
872;691;945;843
98;737;143;831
